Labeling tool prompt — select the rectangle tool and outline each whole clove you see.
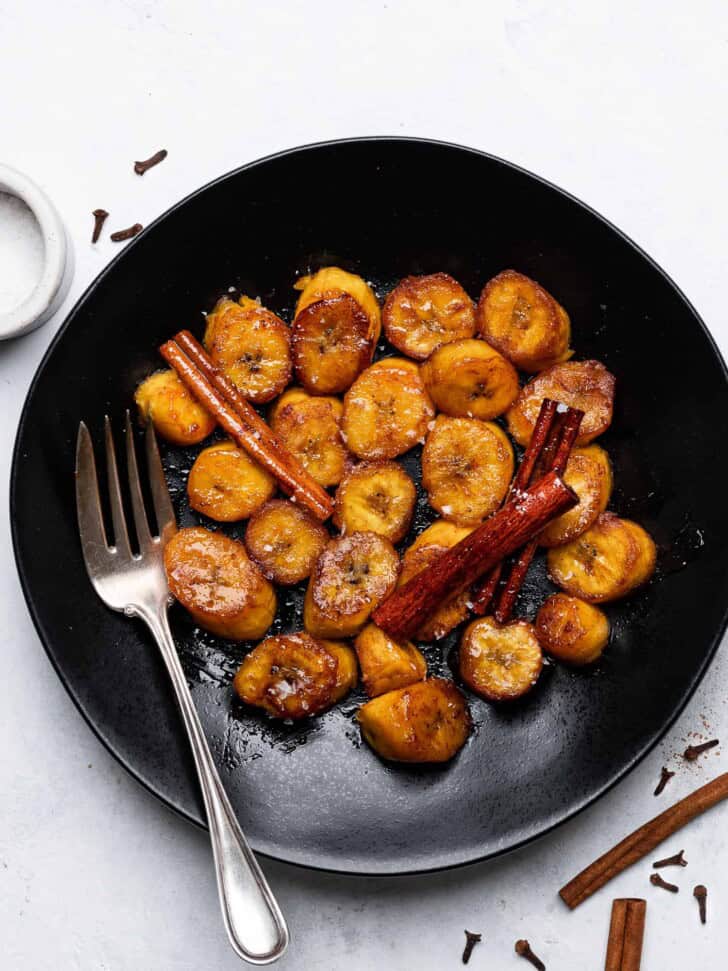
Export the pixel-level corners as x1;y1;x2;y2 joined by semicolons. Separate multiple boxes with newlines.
683;739;719;761
110;223;143;242
462;930;481;965
134;149;168;175
650;873;679;893
693;884;707;924
652;849;687;869
654;766;675;795
91;209;109;243
515;939;546;970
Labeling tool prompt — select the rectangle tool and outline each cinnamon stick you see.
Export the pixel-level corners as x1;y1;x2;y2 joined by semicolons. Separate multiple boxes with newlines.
604;898;646;971
493;407;583;623
472;399;558;615
160;338;333;521
560;772;728;909
372;471;577;642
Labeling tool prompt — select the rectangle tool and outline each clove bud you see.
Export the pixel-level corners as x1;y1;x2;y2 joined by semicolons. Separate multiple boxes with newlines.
515;939;546;970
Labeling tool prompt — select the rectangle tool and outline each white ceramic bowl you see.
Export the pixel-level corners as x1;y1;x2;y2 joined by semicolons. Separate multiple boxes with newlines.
0;164;73;340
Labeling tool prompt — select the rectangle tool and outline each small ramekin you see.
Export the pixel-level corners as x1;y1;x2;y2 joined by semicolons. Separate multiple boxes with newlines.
0;164;73;340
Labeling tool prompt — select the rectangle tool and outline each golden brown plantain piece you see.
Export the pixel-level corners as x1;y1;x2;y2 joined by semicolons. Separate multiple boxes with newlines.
354;623;427;697
333;460;416;543
134;369;216;445
233;632;337;718
409;519;474;551
203;296;291;404
357;678;471;763
421;338;519;420
291;267;381;394
319;640;359;702
244;499;329;585
547;512;656;603
507;360;616;447
421;415;514;525
342;357;435;460
187;440;275;522
476;269;572;372
382;272;476;360
539;444;613;547
164;527;276;640
398;542;471;641
535;593;610;665
303;531;400;638
269;386;348;488
459;616;543;702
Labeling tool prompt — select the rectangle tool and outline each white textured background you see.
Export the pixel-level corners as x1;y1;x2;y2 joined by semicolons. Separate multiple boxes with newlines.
2;1;727;967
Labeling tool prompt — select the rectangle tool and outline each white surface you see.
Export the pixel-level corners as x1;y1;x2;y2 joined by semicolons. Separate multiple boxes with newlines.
1;1;727;967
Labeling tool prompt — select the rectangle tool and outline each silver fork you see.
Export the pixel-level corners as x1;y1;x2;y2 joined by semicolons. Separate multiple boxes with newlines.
75;413;289;965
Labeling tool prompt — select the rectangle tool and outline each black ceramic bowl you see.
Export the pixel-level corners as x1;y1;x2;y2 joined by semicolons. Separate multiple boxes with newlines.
11;138;728;874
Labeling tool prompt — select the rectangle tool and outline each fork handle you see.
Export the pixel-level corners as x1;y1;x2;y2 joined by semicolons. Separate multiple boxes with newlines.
143;609;289;965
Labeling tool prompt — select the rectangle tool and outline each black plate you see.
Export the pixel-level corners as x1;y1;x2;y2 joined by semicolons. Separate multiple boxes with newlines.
11;138;728;875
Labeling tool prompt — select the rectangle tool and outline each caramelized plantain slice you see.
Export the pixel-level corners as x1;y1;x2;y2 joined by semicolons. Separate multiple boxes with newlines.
410;519;474;551
354;623;427;697
233;632;337;718
342;358;435;460
539;444;613;547
421;415;514;525
333;460;416;543
187;440;275;522
204;296;292;404
164;527;276;640
507;360;616;447
135;369;216;445
535;593;610;665
303;531;400;638
244;498;329;585
398;542;471;641
459;616;543;701
269;386;348;488
357;678;471;763
382;272;476;360
547;512;656;602
421;338;519;420
476;269;572;372
319;640;359;702
292;267;381;394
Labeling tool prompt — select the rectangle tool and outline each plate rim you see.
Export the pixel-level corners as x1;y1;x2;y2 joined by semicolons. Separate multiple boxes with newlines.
11;135;728;875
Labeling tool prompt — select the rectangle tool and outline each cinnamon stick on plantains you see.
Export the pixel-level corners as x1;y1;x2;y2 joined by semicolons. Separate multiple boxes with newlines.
604;898;646;971
372;472;577;642
560;773;728;909
472;398;559;615
160;335;334;521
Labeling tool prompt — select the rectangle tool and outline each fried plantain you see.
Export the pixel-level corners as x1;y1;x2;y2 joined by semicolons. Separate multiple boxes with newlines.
233;632;337;718
303;531;400;638
507;360;616;447
204;296;291;404
291;267;380;394
476;269;572;372
164;527;275;640
354;623;427;697
319;640;359;702
333;460;416;543
539;444;613;547
341;358;435;460
409;519;474;551
421;338;519;420
547;512;656;602
269;386;348;488
135;369;216;445
459;616;543;701
398;542;471;641
535;593;610;665
421;415;514;525
357;678;471;763
382;272;476;360
244;498;329;585
187;440;275;522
